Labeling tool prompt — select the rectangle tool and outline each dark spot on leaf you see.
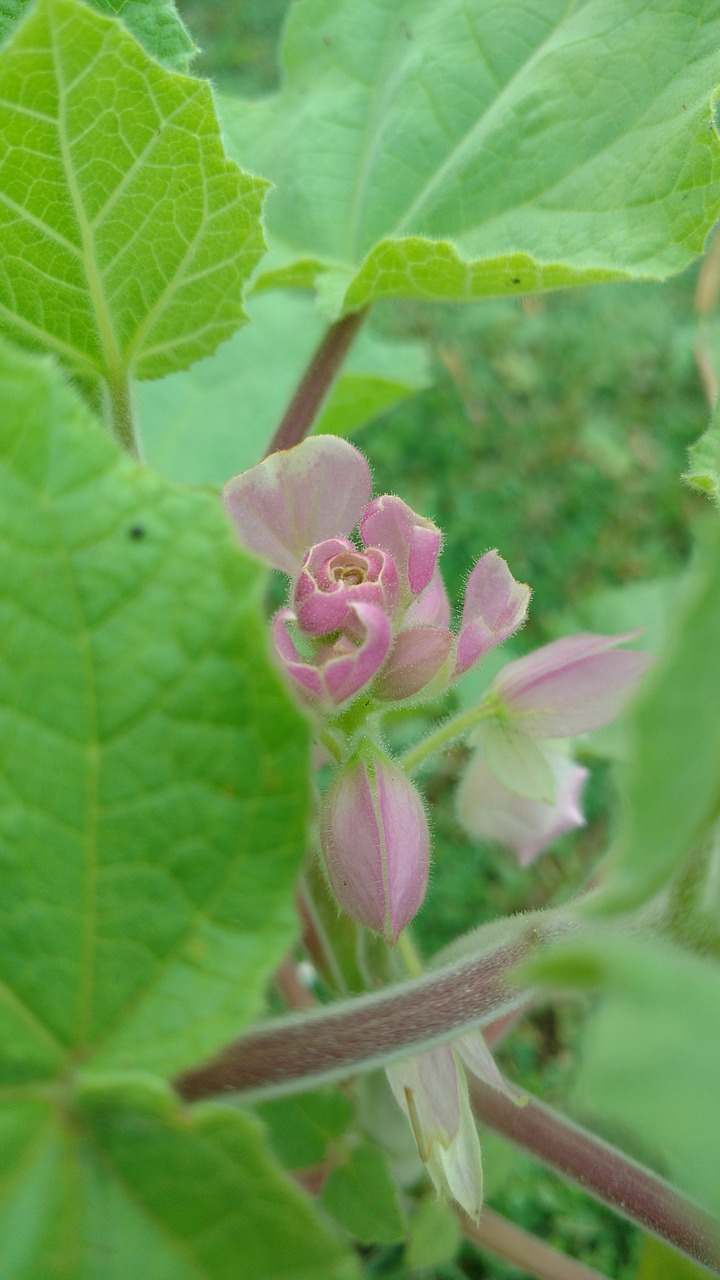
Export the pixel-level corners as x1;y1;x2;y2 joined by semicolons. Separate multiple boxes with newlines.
512;277;521;285
129;525;145;540
322;34;332;45
399;21;413;39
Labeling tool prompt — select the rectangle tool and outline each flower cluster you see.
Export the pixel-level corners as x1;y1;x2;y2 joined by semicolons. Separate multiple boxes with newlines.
224;435;650;939
223;434;651;1220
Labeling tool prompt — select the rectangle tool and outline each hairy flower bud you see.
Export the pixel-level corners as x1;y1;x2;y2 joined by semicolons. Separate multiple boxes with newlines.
454;550;530;677
320;751;430;943
360;495;441;596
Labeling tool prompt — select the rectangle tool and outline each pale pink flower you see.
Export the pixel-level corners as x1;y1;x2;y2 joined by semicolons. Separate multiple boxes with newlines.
272;603;392;707
294;538;399;635
360;495;442;597
454;550;530;677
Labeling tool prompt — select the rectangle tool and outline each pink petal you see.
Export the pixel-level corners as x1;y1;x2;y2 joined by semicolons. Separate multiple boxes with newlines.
271;609;323;699
457;747;588;866
405;568;452;628
360;495;441;595
493;631;652;736
374;626;453;700
454;551;530;677
319;602;392;704
223;437;371;575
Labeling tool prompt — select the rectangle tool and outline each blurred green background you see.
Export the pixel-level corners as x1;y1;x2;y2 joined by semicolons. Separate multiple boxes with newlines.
177;3;715;1275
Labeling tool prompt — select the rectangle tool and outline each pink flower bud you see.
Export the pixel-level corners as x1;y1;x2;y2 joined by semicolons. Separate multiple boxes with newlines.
405;567;452;629
320;752;430;943
272;602;392;706
386;1045;484;1220
457;745;588;865
294;538;399;636
223;437;371;575
360;495;441;596
454;551;530;677
374;625;453;700
492;632;652;737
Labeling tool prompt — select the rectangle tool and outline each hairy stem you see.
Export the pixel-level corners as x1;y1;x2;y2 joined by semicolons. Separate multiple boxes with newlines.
461;1206;609;1280
399;699;497;773
107;372;142;460
265;308;368;456
469;1078;720;1275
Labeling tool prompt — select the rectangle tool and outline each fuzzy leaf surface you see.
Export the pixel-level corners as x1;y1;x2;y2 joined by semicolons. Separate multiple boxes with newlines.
220;0;720;315
0;340;310;1078
0;0;266;383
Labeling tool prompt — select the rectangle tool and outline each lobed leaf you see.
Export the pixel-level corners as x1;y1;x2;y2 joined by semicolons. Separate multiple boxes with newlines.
0;0;196;70
0;0;266;384
220;0;720;315
0;339;311;1078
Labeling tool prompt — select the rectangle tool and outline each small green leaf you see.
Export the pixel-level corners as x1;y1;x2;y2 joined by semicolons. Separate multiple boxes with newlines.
0;339;311;1077
589;522;720;914
221;0;720;315
256;1088;355;1170
138;291;431;485
322;1144;406;1245
0;0;196;70
685;405;720;505
405;1197;460;1269
527;935;720;1216
0;0;266;384
0;1077;359;1279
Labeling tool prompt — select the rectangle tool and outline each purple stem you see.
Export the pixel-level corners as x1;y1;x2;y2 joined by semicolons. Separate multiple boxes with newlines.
265;308;368;456
469;1078;720;1276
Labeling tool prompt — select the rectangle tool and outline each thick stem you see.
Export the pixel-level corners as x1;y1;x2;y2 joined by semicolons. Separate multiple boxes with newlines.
265;308;368;456
175;928;544;1102
461;1207;609;1280
469;1078;720;1276
107;372;142;460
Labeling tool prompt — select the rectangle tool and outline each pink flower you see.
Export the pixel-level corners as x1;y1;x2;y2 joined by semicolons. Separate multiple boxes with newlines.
320;750;430;943
454;551;530;677
492;632;652;736
272;603;392;707
294;538;399;636
374;625;453;701
457;744;588;865
223;435;371;576
360;495;442;597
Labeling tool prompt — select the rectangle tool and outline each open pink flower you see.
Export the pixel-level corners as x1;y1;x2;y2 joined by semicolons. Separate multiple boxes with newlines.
294;538;399;635
272;603;392;707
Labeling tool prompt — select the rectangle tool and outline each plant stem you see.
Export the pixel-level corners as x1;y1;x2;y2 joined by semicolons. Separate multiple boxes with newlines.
461;1207;609;1280
399;700;497;773
265;308;368;456
107;372;142;460
469;1078;720;1275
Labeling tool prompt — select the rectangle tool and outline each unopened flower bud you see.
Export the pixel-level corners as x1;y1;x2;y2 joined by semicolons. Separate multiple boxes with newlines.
360;495;441;596
320;751;430;943
374;625;453;700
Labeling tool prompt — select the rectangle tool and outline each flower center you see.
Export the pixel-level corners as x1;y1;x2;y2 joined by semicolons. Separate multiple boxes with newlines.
329;553;369;588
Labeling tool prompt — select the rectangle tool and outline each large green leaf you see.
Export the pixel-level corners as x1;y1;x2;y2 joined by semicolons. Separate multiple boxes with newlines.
0;339;311;1078
321;1144;406;1245
589;522;720;915
0;1078;358;1279
527;935;720;1216
138;292;431;484
0;0;195;69
0;0;265;384
220;0;720;315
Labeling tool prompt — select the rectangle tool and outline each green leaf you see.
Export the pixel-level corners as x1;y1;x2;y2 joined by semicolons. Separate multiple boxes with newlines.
0;1077;359;1279
0;338;311;1078
0;0;266;386
255;1088;355;1170
685;405;720;505
0;0;196;70
589;523;720;915
220;0;720;316
405;1197;460;1270
321;1144;406;1245
138;292;431;485
638;1236;713;1280
527;935;720;1216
